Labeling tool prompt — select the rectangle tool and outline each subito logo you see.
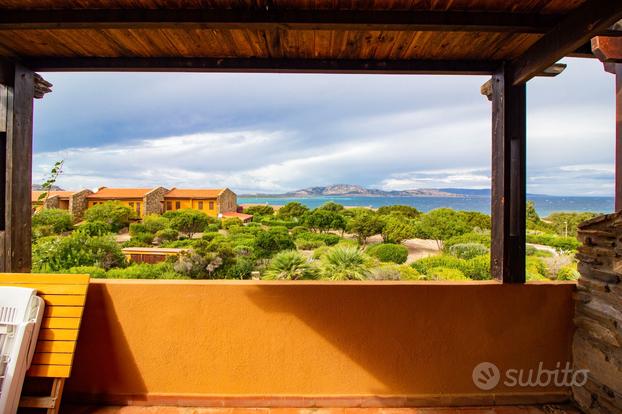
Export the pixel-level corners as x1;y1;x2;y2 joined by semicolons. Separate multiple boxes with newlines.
472;362;501;390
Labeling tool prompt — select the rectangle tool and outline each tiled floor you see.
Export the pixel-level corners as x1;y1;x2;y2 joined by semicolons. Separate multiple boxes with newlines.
61;406;583;414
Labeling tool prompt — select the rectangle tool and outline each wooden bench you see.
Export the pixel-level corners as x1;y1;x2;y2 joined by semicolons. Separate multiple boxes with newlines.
0;273;90;414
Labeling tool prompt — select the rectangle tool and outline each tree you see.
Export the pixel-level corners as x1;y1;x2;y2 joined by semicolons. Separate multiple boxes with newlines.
414;208;471;249
304;209;338;233
254;231;296;258
142;214;170;233
263;250;318;280
318;201;344;212
526;201;540;224
546;211;599;237
277;202;309;221
168;209;211;238
37;160;64;207
377;205;420;218
84;201;134;232
381;215;416;244
460;211;491;230
244;205;275;217
347;211;385;245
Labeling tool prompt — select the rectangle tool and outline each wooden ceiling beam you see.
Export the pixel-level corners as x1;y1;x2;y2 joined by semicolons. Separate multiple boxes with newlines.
0;8;584;34
509;0;622;85
23;57;499;75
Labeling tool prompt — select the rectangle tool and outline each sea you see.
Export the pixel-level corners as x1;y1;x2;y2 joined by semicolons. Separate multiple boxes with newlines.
238;195;615;217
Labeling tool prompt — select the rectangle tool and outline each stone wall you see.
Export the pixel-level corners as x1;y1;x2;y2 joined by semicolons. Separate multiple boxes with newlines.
218;188;237;213
43;194;60;209
144;186;168;216
69;189;93;221
573;212;622;413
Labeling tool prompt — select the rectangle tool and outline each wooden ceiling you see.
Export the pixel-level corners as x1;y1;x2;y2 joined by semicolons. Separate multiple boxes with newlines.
0;0;620;80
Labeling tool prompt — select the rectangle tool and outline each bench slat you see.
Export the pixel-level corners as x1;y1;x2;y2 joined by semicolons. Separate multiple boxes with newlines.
0;283;88;295
32;352;73;365
44;306;83;318
42;317;81;329
27;364;72;378
35;340;76;354
41;294;87;306
0;273;89;284
39;328;79;341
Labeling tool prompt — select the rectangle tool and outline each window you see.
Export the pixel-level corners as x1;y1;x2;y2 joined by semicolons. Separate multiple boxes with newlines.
209;201;214;210
166;201;172;211
129;202;134;208
176;201;181;209
136;202;141;216
198;201;203;210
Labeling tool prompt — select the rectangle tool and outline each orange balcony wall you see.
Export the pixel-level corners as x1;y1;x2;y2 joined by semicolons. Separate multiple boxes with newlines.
65;280;576;407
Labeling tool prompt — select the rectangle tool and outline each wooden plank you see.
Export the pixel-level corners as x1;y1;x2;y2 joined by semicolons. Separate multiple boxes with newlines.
42;317;81;329
491;65;526;283
1;283;88;294
509;0;622;85
40;294;86;306
0;272;90;284
0;9;564;34
592;36;622;63
27;364;71;378
3;63;33;272
32;352;73;365
24;57;498;75
44;306;83;318
35;340;76;354
38;328;79;341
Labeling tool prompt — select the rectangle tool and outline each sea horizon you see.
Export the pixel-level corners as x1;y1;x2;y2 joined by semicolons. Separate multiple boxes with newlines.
238;194;615;217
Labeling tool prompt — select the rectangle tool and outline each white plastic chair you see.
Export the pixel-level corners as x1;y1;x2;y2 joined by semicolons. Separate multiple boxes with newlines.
0;287;45;414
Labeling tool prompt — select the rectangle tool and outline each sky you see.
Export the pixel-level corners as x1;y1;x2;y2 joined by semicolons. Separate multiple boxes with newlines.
33;57;615;196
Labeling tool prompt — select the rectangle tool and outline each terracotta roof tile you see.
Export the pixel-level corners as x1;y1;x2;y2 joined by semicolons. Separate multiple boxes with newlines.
87;188;153;199
32;190;74;202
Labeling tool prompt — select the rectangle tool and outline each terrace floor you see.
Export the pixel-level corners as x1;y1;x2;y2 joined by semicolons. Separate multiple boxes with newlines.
62;405;583;414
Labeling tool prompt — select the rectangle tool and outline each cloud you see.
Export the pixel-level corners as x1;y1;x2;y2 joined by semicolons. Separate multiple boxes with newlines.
33;57;616;196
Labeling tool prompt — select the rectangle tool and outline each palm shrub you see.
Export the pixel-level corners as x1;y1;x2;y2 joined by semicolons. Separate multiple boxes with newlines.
263;250;318;280
366;243;409;264
320;246;371;280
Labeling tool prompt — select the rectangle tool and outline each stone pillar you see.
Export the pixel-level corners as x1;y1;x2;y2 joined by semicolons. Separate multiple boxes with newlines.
573;212;622;413
143;187;168;216
69;189;92;221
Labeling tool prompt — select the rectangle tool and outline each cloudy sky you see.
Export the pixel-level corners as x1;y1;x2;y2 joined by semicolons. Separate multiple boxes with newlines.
33;57;615;196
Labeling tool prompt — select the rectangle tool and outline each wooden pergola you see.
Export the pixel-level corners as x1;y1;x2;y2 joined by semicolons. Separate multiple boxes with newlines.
1;0;622;283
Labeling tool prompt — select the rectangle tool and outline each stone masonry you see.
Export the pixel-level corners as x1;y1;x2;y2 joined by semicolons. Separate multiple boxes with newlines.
143;186;168;216
573;212;622;413
69;189;93;221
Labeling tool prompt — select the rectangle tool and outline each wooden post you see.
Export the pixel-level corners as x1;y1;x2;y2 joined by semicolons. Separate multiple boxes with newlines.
0;62;34;272
616;63;622;212
491;65;527;283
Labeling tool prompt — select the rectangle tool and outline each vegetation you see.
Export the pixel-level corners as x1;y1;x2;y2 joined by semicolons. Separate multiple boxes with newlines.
32;195;596;283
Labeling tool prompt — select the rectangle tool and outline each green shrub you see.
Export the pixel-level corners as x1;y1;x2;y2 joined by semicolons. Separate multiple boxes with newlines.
75;220;112;237
526;232;580;252
155;228;179;243
254;231;296;258
63;265;107;279
525;245;554;257
32;208;73;233
411;255;467;275
557;264;580;281
295;239;326;250
32;225;55;240
263;250;318;280
368;263;420;280
366;243;409;264
130;232;154;245
262;218;298;229
233;244;255;257
444;232;491;249
168;209;211;237
223;217;243;229
106;262;185;279
244;205;274;216
295;232;340;246
142;214;170;233
32;233;125;271
121;238;152;248
312;245;330;260
201;232;223;242
377;205;420;218
526;256;549;281
291;226;310;237
161;239;199;248
463;255;492;280
222;257;254;279
424;267;469;281
448;243;489;260
320;246;371;280
129;223;148;236
84;201;134;232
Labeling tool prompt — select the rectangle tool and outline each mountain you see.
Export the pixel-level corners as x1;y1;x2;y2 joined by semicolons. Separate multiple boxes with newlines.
32;184;64;191
439;188;491;196
241;184;459;198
